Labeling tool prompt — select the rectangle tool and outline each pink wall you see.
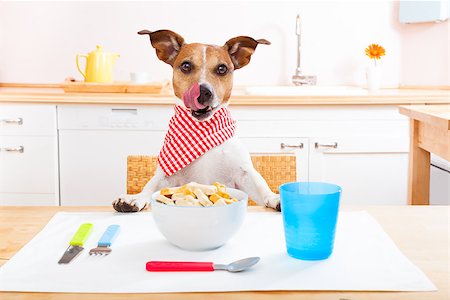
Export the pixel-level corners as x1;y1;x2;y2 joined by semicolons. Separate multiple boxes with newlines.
0;1;448;87
398;20;450;86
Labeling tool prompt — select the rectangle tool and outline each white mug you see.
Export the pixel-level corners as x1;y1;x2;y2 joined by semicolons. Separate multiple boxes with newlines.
130;72;151;84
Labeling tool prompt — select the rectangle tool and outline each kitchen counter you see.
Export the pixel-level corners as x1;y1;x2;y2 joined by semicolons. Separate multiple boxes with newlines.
0;205;448;300
0;84;449;105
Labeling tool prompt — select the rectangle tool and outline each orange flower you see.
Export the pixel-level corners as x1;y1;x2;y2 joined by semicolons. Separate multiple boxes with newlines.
365;44;385;60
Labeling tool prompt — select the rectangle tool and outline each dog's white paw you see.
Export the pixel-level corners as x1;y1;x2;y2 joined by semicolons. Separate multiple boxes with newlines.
263;193;281;211
112;194;149;213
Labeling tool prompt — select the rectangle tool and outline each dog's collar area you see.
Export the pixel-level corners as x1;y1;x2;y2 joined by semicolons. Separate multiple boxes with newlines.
159;105;236;176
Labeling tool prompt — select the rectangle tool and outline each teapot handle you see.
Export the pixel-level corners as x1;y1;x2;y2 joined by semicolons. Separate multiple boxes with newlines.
76;54;87;79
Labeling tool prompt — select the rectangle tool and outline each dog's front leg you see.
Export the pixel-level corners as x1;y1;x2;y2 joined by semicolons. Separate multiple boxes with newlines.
236;163;281;211
112;167;167;213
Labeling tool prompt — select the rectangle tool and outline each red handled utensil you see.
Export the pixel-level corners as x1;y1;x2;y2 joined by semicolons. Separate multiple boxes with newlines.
146;257;260;272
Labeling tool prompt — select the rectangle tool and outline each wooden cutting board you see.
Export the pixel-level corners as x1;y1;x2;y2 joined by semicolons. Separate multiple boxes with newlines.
63;81;168;94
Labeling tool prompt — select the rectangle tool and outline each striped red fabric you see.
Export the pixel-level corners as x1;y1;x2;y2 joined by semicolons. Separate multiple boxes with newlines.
158;105;236;176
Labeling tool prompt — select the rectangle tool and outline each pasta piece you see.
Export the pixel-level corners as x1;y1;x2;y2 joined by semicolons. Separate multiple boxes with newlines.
209;193;222;203
186;182;217;195
213;182;226;192
224;198;238;204
185;195;201;206
171;193;187;201
156;194;175;205
175;185;195;197
217;190;231;199
193;188;213;207
213;198;227;206
160;186;180;196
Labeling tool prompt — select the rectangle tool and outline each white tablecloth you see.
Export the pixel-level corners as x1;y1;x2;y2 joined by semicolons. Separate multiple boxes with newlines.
0;211;436;293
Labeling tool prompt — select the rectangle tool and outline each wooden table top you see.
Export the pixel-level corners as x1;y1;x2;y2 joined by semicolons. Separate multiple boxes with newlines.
0;205;448;300
399;105;450;129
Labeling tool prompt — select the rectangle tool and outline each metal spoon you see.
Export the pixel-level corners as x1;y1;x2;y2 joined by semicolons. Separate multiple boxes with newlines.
213;257;260;272
146;257;261;272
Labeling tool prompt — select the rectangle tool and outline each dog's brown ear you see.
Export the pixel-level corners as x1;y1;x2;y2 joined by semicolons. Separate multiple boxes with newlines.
223;36;270;69
138;29;185;66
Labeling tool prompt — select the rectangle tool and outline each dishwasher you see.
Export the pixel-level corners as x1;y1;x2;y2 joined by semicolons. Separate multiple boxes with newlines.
58;105;172;206
430;154;450;205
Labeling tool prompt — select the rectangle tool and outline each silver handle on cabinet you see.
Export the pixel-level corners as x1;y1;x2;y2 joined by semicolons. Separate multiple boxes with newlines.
280;142;304;149
315;142;338;149
111;108;138;114
2;118;23;125
0;146;24;153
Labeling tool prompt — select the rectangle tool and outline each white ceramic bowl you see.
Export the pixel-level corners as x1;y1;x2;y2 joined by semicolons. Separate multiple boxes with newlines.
151;188;248;251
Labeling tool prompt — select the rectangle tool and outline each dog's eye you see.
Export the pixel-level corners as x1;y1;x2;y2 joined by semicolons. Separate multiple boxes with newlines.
216;64;228;76
180;61;193;74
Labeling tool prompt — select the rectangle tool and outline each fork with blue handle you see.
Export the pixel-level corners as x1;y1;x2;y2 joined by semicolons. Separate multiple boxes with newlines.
89;225;121;256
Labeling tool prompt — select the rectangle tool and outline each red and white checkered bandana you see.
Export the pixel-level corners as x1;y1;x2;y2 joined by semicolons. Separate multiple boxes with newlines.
158;105;236;176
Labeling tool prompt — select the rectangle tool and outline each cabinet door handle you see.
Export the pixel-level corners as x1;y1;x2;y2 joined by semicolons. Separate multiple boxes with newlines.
315;142;338;149
2;118;23;125
111;108;138;114
0;146;24;153
280;142;304;149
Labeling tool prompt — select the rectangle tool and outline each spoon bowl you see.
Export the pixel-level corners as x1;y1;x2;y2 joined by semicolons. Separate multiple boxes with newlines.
214;257;261;272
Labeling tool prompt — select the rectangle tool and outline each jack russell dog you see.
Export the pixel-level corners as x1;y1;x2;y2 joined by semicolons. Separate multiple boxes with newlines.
112;29;280;212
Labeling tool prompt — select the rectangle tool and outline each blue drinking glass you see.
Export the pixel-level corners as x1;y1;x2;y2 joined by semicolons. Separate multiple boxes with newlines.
279;182;342;260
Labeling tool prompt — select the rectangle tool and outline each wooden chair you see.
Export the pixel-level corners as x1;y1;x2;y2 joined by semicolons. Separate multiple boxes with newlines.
126;155;296;205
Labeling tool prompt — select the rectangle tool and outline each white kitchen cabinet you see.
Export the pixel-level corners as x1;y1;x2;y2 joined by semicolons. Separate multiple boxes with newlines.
0;104;56;135
0;104;58;205
234;105;410;205
1;103;410;206
309;136;409;205
58;105;171;206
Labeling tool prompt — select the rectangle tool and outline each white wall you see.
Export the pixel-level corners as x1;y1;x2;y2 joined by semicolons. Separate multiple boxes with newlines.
398;18;450;86
0;1;448;87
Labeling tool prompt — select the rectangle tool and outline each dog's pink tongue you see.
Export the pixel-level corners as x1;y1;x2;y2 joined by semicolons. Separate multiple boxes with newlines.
183;83;206;110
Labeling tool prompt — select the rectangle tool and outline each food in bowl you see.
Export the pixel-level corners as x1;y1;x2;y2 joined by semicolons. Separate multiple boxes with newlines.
155;182;238;207
151;184;248;251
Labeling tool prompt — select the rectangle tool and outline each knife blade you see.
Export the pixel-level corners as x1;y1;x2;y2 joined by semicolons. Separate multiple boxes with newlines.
58;223;93;264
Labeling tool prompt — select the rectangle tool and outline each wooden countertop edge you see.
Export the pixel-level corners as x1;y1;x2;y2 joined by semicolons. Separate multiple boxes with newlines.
0;83;64;88
0;83;449;105
1;96;449;106
1;82;449;90
399;105;450;129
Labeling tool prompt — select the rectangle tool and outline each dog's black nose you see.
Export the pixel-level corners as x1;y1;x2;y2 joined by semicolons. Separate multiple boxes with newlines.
198;84;213;104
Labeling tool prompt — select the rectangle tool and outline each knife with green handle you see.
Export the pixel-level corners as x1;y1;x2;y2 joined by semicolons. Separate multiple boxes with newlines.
58;223;93;264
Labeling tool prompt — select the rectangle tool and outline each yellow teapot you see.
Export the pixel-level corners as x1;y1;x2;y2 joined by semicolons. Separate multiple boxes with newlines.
76;45;120;83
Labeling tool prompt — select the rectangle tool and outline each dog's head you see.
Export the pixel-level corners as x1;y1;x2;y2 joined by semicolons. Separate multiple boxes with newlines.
138;29;270;121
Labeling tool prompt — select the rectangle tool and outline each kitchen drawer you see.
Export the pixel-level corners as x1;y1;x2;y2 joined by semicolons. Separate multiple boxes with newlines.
311;136;409;153
236;119;409;138
0;104;56;135
232;105;408;121
0;135;58;194
238;136;306;153
57;105;173;130
0;193;57;206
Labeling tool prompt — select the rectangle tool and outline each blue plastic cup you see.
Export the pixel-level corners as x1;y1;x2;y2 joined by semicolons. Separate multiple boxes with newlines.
279;182;341;260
